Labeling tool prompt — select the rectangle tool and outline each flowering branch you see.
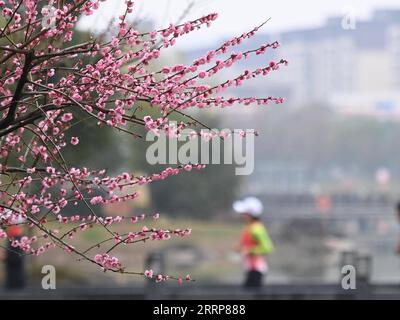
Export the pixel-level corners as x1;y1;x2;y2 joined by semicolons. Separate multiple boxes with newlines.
0;0;287;282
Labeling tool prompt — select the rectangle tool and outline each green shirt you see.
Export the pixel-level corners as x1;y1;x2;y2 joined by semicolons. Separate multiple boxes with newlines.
248;222;274;255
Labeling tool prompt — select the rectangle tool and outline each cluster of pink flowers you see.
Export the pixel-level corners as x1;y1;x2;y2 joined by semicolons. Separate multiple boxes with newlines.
109;225;192;246
148;228;192;241
94;253;122;271
0;228;7;239
54;212;157;226
10;235;38;253
195;96;285;109
144;269;154;278
0;164;203;224
144;269;191;284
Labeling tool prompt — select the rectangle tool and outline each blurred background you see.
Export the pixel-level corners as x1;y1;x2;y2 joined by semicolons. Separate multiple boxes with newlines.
2;0;400;298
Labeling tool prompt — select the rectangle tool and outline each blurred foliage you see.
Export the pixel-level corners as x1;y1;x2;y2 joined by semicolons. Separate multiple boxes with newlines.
249;105;400;174
150;163;239;218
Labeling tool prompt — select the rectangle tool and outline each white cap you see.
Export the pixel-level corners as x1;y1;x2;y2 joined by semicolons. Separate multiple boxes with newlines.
233;197;263;217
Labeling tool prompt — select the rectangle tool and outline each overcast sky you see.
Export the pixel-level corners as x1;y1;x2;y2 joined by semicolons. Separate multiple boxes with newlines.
80;0;400;49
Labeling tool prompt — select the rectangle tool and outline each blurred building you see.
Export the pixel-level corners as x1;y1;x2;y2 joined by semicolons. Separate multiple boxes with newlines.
274;9;400;117
186;9;400;117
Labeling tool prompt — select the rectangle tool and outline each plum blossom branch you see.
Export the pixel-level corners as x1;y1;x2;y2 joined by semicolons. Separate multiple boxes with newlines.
0;0;287;281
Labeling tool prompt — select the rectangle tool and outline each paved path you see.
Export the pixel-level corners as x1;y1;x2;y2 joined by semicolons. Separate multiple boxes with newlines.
1;283;399;299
